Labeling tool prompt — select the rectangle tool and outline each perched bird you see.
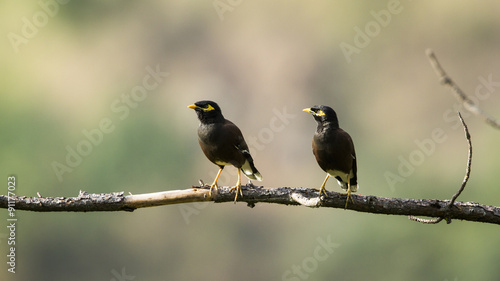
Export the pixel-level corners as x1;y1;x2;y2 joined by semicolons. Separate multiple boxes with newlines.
188;100;262;202
303;105;358;208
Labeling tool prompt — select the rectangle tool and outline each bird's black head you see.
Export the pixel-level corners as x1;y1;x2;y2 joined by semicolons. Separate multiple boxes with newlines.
303;105;339;128
188;100;224;123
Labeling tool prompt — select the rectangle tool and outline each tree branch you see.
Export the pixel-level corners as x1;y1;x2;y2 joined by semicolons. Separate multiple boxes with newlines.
1;186;499;224
427;49;500;130
2;50;498;226
448;112;472;206
409;112;473;225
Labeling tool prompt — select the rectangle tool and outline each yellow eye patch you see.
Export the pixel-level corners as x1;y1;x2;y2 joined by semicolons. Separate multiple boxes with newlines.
202;104;215;111
315;110;325;116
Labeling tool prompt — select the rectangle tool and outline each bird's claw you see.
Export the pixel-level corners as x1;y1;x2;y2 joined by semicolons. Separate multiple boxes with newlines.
209;183;218;197
229;185;243;203
344;189;354;209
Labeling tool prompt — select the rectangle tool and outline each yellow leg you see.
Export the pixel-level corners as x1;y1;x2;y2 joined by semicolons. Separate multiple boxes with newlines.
209;168;223;197
344;181;354;209
229;168;242;203
318;174;330;197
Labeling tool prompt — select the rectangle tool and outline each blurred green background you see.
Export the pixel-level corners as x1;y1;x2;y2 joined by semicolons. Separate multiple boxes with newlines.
2;1;500;280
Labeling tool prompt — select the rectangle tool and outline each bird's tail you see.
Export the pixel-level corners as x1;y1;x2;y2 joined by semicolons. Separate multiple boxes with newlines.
338;177;358;192
349;182;358;192
240;150;262;181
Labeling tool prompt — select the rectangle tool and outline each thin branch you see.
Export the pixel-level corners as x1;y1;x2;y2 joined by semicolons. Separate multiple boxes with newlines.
448;112;472;207
1;185;500;225
427;49;500;130
409;112;472;225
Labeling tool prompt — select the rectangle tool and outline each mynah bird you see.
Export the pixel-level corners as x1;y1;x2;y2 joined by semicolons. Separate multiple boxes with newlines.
188;100;262;202
303;105;358;208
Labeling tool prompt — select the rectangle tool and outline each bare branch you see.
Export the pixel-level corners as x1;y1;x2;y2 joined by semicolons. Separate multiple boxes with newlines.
409;112;472;225
0;189;210;212
1;186;500;225
427;49;500;129
448;112;472;207
2;51;498;228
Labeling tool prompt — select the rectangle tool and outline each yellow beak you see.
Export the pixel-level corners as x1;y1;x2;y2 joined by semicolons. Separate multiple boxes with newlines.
303;108;313;114
187;104;197;110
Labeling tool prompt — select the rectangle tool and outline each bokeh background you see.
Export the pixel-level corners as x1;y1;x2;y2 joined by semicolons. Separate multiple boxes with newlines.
2;1;500;280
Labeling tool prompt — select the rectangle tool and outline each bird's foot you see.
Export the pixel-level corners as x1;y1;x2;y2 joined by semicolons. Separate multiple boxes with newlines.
318;187;328;198
229;185;242;203
343;189;354;209
209;183;218;198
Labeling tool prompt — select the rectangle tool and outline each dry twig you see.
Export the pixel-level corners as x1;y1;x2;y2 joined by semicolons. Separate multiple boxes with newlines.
1;182;499;224
427;49;500;129
409;112;472;224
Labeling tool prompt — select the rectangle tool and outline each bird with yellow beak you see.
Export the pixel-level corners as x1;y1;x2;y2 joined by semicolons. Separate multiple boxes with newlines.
304;105;358;208
188;100;262;203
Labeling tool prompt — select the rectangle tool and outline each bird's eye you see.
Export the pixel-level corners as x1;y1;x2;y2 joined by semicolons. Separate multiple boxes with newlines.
203;104;216;112
316;110;326;116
